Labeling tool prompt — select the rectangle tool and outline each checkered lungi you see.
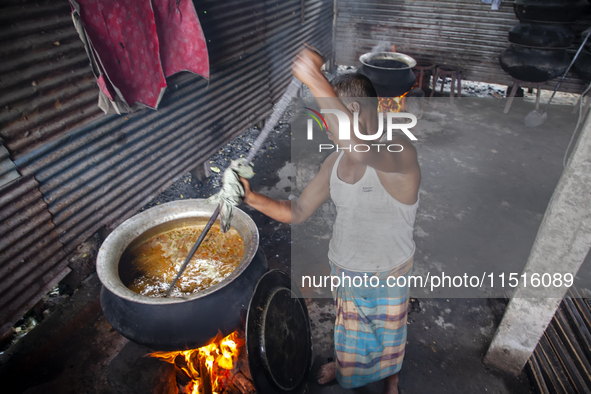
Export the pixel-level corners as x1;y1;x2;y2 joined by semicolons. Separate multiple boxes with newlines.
329;257;413;389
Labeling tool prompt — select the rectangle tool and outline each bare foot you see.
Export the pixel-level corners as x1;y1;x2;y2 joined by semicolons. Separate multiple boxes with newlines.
384;373;399;394
317;362;336;385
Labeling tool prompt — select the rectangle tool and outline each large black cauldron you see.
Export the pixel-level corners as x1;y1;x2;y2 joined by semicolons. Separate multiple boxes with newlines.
513;0;589;22
499;45;570;82
97;200;267;351
508;22;574;48
359;52;417;97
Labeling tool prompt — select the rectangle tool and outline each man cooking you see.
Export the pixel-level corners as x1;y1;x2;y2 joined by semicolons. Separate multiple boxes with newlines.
239;48;421;394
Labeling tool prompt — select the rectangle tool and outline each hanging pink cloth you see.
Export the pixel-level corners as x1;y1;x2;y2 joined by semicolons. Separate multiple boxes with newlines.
152;0;209;78
70;0;209;114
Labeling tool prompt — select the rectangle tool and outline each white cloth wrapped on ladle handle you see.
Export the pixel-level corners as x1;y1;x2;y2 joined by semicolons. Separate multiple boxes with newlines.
207;159;254;232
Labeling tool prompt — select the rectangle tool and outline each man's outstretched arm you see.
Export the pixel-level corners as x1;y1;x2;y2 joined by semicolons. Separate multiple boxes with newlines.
240;153;335;224
292;49;419;176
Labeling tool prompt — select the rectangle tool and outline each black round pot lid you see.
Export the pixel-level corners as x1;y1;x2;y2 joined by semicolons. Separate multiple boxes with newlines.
246;270;312;394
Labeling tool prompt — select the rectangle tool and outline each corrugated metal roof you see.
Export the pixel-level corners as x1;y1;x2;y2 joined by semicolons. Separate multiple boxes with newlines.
0;175;69;334
0;144;20;188
335;0;590;93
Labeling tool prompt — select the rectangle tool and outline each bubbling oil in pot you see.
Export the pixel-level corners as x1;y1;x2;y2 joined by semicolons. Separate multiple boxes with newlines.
119;225;244;298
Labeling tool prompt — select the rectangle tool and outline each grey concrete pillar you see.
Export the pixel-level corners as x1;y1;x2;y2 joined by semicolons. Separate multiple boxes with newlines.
483;113;591;375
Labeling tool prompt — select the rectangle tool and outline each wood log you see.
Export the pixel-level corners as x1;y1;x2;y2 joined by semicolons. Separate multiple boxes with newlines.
562;299;591;360
546;325;591;394
538;334;574;394
232;372;256;394
534;346;565;394
200;360;213;394
569;288;591;333
526;357;550;394
237;348;252;381
553;310;591;387
224;383;242;394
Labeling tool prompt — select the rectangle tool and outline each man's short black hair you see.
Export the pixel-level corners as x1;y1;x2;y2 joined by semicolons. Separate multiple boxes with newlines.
330;73;378;98
330;73;378;110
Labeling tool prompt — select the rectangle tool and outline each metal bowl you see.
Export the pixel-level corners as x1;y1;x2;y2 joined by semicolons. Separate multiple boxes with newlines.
97;199;267;350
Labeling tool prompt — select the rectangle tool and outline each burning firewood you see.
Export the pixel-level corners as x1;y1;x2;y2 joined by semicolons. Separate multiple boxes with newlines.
232;372;256;394
149;330;248;394
223;384;242;394
200;359;213;394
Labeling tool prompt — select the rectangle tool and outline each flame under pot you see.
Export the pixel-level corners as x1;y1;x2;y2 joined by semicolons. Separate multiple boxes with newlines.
97;200;268;351
359;52;417;98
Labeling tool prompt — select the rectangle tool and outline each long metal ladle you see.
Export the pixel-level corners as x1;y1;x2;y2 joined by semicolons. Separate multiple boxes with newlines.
164;78;302;297
165;44;325;297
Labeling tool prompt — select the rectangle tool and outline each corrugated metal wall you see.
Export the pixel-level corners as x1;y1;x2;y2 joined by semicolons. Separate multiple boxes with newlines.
0;175;70;334
0;0;103;159
334;0;590;93
15;54;273;253
265;0;334;102
0;0;334;333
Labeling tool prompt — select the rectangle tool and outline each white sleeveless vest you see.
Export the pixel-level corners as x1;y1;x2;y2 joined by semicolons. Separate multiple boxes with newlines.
328;151;418;272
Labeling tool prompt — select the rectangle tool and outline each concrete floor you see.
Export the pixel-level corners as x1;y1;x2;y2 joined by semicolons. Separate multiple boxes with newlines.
2;93;587;393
